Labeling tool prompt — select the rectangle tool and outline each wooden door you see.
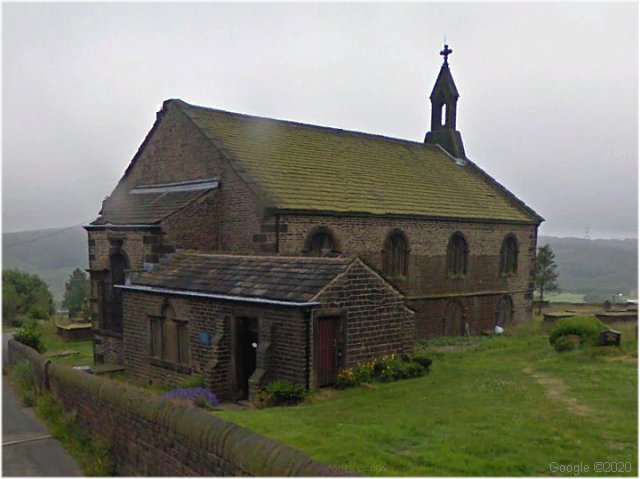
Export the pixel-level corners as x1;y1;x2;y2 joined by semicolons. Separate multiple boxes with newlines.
316;317;340;387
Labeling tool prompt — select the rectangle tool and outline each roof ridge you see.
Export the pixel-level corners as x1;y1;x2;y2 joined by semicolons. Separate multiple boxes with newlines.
170;98;443;151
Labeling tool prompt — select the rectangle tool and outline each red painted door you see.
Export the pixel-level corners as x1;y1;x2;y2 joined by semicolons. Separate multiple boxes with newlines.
316;317;339;386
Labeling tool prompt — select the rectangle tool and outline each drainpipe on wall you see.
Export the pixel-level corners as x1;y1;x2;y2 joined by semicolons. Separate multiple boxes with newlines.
304;309;312;390
275;214;280;254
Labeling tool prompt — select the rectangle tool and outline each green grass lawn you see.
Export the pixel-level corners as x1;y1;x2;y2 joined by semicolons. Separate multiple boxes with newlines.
216;319;638;476
38;319;94;368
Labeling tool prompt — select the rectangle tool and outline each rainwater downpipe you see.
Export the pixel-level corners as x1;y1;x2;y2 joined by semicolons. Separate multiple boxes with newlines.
275;214;280;253
305;309;313;390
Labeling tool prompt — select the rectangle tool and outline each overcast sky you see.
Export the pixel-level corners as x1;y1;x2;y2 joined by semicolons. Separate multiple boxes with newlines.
2;2;638;239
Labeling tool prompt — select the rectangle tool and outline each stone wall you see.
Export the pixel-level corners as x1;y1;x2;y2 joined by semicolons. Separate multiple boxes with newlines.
314;260;414;371
122;291;307;400
276;214;537;337
7;339;346;477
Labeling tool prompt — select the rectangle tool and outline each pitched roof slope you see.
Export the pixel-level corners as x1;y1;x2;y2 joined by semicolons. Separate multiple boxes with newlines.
93;190;207;225
173;99;540;223
130;253;353;303
91;178;219;226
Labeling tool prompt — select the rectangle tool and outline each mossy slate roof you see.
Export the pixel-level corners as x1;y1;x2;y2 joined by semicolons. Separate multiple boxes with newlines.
94;190;210;225
173;99;540;223
132;253;353;303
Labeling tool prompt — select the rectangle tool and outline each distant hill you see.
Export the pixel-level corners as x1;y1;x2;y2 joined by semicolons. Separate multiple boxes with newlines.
2;226;88;302
538;236;637;301
1;227;636;304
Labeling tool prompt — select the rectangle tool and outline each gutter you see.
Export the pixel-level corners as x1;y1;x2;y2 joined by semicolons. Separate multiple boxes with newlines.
116;284;320;308
83;224;162;231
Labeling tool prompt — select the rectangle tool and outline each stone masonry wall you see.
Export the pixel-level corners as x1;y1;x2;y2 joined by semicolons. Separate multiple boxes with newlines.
276;214;537;337
7;339;345;477
314;260;414;373
122;292;306;400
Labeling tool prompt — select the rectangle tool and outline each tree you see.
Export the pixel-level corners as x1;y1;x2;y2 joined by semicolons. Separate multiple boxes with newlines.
534;244;560;314
2;269;54;325
62;268;90;318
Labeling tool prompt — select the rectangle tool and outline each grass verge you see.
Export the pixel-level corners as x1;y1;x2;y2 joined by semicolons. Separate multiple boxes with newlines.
7;362;116;476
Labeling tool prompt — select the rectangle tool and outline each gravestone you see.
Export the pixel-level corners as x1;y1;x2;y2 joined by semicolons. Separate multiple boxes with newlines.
599;329;621;347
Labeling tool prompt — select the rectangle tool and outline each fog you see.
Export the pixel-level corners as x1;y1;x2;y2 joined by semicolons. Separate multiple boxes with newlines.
3;2;637;239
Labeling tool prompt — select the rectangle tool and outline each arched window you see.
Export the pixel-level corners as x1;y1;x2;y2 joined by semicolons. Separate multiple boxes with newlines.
306;229;336;257
383;230;408;277
443;301;464;336
447;232;468;278
150;302;190;365
500;235;519;275
105;250;129;332
496;295;514;328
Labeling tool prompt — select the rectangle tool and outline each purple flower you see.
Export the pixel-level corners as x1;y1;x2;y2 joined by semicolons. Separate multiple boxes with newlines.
163;387;219;408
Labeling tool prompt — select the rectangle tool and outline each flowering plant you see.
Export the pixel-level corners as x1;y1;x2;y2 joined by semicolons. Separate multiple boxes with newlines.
162;387;219;409
335;353;431;389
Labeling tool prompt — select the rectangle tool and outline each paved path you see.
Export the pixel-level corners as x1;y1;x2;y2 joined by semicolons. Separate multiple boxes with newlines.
2;333;82;476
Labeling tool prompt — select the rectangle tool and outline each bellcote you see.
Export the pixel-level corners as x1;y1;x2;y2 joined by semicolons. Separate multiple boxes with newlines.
424;44;467;160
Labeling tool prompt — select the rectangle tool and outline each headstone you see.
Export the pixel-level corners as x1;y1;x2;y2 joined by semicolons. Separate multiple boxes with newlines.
599;329;621;347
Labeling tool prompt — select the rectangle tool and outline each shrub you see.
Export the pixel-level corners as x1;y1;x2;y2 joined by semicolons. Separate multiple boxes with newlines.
553;335;577;353
11;361;39;406
9;316;24;328
28;304;50;321
410;352;433;370
264;381;307;406
549;316;608;348
335;368;358;389
162;387;219;409
14;321;45;353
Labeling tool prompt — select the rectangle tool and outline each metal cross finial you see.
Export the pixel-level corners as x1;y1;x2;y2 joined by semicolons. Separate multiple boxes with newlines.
440;43;453;65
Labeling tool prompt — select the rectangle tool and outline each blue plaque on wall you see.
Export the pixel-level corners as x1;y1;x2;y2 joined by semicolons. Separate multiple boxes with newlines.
199;332;211;345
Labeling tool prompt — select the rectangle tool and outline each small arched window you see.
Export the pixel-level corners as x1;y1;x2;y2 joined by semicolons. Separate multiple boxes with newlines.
383;230;408;277
500;235;519;275
443;301;464;336
307;229;336;257
496;295;514;328
447;232;468;278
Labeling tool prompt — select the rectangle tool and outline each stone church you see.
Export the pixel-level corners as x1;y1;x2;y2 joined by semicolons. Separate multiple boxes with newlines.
84;46;542;399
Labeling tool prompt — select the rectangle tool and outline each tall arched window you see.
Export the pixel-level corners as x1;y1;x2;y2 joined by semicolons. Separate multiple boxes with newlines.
105;250;129;332
443;301;464;336
306;229;336;257
500;235;519;275
447;232;468;278
383;230;408;277
496;295;514;328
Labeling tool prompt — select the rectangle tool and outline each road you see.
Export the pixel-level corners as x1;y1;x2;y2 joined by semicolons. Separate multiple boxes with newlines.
2;333;82;476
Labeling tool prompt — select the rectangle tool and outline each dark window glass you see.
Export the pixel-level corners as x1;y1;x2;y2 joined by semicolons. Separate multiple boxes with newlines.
447;233;468;277
384;232;408;277
308;231;335;257
500;236;518;275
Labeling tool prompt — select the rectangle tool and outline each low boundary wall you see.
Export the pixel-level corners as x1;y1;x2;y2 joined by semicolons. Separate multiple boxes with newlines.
7;339;345;476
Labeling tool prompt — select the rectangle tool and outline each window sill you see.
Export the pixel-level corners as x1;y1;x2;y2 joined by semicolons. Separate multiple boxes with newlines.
447;275;466;280
97;329;123;339
149;357;191;374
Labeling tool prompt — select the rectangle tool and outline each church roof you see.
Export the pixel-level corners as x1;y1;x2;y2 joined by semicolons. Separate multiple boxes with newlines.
170;100;541;224
91;178;218;226
124;253;355;305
